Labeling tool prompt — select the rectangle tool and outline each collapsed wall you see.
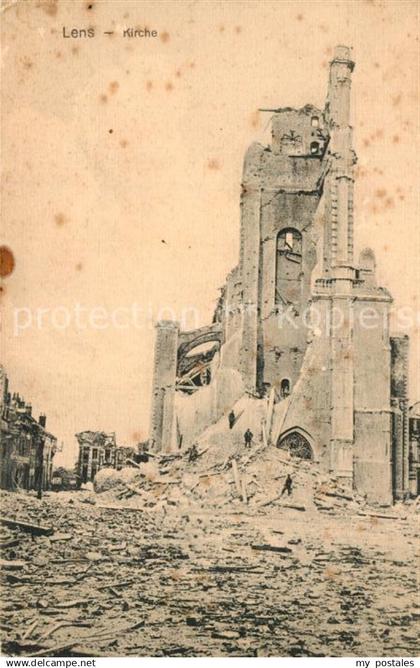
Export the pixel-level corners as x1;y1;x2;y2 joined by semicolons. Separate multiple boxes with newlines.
175;361;244;447
147;46;412;505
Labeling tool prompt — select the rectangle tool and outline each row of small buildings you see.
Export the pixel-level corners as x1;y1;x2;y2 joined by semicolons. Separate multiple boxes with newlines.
75;430;141;483
0;366;58;492
0;366;144;492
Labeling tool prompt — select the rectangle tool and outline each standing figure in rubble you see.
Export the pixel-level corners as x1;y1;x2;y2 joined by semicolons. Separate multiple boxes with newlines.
244;428;253;447
228;410;236;430
280;474;293;497
188;443;199;462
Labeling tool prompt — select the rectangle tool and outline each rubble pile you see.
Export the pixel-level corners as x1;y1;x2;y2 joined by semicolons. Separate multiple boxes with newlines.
74;395;370;516
48;400;420;526
90;440;353;516
1;488;418;657
1;400;418;657
82;399;315;513
94;466;149;493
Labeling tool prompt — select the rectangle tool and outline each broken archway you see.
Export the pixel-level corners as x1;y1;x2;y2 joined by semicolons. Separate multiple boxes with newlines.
176;324;223;394
277;429;314;460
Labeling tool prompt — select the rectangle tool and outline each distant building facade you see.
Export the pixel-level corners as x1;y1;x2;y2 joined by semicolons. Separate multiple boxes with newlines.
75;430;137;483
0;366;57;491
149;46;417;505
409;402;420;496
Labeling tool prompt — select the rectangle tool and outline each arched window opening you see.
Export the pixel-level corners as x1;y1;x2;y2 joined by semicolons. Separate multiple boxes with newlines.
277;431;313;460
275;228;303;305
310;141;320;154
280;378;291;398
311;116;319;128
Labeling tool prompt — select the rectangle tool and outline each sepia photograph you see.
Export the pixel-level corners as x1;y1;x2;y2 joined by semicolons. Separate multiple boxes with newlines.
0;0;419;662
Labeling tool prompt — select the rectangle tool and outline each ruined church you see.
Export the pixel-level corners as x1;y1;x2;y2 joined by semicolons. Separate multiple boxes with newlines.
149;46;414;505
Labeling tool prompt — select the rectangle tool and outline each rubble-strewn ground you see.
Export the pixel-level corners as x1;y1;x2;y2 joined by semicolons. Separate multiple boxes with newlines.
1;440;419;658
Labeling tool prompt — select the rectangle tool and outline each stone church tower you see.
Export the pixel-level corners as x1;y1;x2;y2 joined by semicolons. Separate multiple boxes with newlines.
149;46;412;505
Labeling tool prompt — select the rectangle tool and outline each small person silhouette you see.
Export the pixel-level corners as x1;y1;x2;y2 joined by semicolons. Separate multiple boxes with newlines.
188;444;199;462
228;410;235;430
244;428;253;447
280;474;293;496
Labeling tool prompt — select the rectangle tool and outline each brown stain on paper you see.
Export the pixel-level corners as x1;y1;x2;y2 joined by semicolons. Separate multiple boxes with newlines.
0;247;15;278
207;159;221;171
54;213;68;227
38;0;58;17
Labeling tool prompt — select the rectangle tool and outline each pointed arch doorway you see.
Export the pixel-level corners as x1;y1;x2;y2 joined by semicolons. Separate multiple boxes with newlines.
277;429;313;460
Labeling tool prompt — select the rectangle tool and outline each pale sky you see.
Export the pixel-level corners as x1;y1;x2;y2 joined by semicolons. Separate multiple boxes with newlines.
1;0;419;466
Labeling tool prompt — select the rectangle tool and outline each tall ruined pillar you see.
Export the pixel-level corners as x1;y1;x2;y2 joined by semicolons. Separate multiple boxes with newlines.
324;46;356;479
239;186;261;393
149;321;179;453
324;45;356;276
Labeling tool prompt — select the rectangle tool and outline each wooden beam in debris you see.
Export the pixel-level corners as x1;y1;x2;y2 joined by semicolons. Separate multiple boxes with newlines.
251;544;293;554
193;564;265;573
26;642;79;658
261;420;268;448
256;495;281;508
280;502;306;512
125;458;141;468
231;459;242;496
176;384;200;392
241;479;248;504
357;511;405;521
324;491;353;501
1;517;54;536
22;620;39;640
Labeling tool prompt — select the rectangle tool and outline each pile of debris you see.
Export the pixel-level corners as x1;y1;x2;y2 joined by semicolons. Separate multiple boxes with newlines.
89;433;420;522
87;436;340;516
1;400;418;657
1;485;418;657
313;478;365;514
